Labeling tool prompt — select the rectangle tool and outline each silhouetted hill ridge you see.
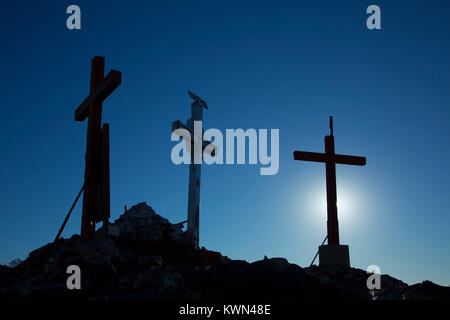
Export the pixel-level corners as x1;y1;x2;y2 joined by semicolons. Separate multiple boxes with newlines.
1;203;449;300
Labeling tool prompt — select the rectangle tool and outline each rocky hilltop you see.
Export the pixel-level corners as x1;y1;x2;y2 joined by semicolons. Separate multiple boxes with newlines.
0;202;449;300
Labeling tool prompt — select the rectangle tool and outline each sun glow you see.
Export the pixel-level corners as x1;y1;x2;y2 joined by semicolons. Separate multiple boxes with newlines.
315;191;355;222
289;174;369;240
301;181;365;229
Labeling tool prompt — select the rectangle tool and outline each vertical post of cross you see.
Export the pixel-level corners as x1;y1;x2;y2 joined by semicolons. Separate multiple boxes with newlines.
325;116;339;245
81;57;105;239
100;123;110;234
187;101;203;246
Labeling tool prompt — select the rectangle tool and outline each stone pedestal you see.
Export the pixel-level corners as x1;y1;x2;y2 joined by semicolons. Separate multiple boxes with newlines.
319;245;350;267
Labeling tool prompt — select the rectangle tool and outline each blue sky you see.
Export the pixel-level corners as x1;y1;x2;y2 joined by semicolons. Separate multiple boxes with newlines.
0;1;449;285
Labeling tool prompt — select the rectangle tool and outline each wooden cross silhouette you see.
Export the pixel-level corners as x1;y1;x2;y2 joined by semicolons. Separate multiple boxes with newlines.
75;56;121;239
293;117;366;246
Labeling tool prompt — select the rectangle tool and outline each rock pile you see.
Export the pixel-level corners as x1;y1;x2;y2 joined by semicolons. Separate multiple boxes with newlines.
97;202;187;243
305;265;450;300
0;202;449;300
305;265;407;300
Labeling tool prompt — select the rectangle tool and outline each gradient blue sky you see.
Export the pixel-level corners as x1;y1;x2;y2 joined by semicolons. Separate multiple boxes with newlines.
1;1;449;285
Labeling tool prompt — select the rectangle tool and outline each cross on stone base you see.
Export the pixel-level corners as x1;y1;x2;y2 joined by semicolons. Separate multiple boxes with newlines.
293;117;366;267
